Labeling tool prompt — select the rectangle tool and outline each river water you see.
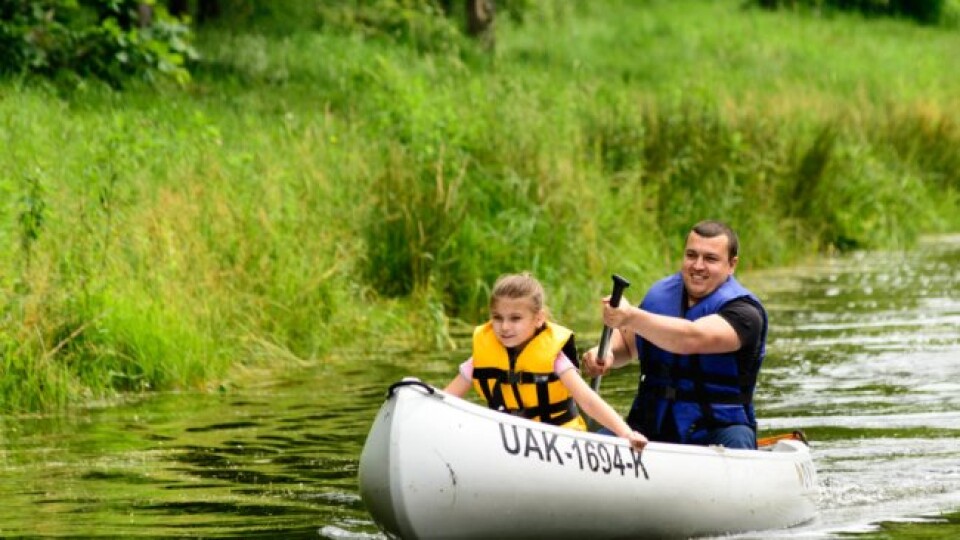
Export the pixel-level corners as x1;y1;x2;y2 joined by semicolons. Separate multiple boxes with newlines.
0;236;958;538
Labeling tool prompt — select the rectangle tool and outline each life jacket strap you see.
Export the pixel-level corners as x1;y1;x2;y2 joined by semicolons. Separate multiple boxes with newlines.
501;398;578;425
647;385;752;405
651;362;755;388
473;367;561;385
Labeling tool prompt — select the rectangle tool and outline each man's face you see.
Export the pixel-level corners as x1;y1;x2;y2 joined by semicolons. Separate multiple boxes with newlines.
681;231;737;305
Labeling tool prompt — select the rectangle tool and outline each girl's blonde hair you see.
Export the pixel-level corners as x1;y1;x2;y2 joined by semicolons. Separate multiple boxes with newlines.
490;272;551;318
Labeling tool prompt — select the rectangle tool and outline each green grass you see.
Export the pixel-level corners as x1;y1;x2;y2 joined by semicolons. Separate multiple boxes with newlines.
1;0;959;411
839;510;960;539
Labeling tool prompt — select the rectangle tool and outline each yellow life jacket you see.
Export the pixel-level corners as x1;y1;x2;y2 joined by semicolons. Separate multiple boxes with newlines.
471;321;587;431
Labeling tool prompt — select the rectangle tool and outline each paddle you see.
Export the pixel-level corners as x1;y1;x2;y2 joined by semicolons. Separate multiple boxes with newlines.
589;274;631;395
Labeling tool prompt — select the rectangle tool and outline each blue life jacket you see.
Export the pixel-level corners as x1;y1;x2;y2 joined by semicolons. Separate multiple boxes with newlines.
626;273;767;444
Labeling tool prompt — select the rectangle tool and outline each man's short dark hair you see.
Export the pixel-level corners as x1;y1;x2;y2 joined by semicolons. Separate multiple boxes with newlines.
691;220;739;260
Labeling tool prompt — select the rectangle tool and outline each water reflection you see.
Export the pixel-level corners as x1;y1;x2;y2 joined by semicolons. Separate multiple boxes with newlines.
0;237;957;538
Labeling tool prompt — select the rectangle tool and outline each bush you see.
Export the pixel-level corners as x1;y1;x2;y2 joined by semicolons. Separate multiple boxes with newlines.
0;0;196;86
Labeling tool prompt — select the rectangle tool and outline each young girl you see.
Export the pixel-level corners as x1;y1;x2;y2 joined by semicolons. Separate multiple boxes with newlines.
444;273;648;451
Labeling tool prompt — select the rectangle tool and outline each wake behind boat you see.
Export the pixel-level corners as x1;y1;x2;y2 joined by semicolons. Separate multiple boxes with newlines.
359;378;818;539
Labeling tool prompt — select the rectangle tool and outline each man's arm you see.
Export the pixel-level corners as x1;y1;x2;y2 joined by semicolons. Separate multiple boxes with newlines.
604;302;742;355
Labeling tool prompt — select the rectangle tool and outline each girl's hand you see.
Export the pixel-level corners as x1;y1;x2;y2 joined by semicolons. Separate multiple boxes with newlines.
623;430;648;452
581;346;613;377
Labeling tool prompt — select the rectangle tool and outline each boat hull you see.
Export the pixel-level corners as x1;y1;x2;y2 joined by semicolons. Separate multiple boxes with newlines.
359;378;818;539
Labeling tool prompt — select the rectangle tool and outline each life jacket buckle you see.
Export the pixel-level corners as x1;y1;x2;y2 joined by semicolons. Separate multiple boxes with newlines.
506;371;522;385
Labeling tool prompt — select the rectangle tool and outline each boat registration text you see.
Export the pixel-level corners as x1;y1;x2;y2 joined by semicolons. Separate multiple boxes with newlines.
498;423;648;479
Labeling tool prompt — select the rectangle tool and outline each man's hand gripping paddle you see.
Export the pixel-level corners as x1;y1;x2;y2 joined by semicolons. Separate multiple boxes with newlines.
586;274;630;430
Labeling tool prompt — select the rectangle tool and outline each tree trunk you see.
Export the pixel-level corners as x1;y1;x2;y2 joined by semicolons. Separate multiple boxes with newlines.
137;2;153;27
465;0;495;51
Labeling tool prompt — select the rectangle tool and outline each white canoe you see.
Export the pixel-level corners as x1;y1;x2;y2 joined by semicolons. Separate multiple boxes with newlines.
359;378;818;540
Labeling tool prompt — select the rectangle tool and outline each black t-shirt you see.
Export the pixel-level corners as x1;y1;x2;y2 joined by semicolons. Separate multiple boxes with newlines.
718;298;764;366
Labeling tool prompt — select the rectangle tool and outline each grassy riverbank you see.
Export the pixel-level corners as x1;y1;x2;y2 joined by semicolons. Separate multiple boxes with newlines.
2;0;958;411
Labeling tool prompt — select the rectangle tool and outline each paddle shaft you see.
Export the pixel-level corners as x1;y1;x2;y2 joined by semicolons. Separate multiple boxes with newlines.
590;274;630;394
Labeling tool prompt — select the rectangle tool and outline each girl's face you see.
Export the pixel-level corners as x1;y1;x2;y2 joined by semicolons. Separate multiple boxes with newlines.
490;296;545;349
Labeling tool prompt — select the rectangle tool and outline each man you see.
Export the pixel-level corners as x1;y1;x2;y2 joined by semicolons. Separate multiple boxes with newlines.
582;220;767;449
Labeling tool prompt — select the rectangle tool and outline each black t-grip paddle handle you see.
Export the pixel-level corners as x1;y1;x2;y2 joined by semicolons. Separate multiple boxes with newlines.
590;274;630;396
596;274;630;368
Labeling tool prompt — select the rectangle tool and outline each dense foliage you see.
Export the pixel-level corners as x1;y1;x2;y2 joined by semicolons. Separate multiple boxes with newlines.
0;0;195;85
